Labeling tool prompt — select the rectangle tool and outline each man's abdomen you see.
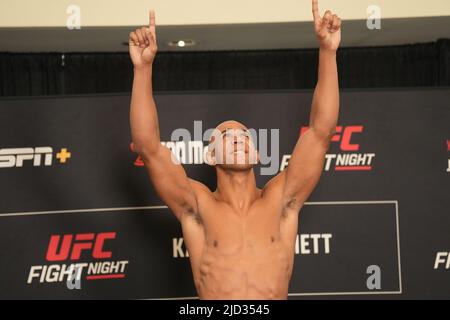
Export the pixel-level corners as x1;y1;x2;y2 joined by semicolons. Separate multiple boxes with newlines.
194;240;293;300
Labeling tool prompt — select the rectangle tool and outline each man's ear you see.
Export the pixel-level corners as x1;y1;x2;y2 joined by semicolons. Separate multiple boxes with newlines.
205;150;216;166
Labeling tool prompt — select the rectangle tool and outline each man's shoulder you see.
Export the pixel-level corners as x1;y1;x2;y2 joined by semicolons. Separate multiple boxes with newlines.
262;171;286;197
188;179;213;197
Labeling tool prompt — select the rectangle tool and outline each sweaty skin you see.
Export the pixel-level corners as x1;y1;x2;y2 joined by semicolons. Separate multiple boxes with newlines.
129;2;341;300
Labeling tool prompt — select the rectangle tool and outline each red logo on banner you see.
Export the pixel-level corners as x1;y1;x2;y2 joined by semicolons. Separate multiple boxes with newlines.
130;142;145;167
447;140;450;152
299;125;374;172
46;232;116;261
301;126;363;151
27;232;129;284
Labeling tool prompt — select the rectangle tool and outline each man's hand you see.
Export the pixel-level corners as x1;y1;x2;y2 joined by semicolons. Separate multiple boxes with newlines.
129;10;158;68
312;0;341;51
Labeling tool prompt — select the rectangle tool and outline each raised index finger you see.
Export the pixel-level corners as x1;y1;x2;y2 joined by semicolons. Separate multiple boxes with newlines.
312;0;321;22
149;10;156;34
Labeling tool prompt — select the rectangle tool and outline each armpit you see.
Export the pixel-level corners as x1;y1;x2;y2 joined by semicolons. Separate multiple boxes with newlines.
282;197;301;218
184;205;203;225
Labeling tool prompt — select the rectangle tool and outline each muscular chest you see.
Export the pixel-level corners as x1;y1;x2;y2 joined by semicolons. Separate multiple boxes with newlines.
197;198;283;251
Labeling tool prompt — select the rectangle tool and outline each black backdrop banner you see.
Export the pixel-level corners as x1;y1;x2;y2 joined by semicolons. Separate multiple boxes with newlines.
1;39;450;97
0;88;449;299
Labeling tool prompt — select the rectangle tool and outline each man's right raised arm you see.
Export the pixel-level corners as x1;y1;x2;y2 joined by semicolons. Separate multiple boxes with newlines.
129;11;198;221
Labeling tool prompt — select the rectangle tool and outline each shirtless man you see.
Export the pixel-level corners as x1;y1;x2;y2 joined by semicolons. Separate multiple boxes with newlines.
129;0;341;299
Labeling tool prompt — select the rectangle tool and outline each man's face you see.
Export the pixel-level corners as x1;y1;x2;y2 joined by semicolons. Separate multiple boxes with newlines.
209;121;258;170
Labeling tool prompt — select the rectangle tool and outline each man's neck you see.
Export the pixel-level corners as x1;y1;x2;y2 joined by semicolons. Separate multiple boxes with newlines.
215;167;260;213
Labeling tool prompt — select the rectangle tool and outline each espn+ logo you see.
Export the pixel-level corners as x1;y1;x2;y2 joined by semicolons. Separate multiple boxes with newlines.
0;147;71;168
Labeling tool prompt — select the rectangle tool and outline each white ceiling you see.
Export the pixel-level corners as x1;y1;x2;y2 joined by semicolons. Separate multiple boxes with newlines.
1;0;450;27
0;0;449;52
0;16;449;52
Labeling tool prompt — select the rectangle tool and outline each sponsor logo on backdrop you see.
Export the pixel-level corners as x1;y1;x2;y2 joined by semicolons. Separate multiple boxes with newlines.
446;140;450;173
131;141;207;167
131;140;215;166
130;122;375;174
27;232;129;284
130;143;145;166
130;120;281;175
434;252;450;270
0;147;71;168
281;125;375;172
171;233;333;258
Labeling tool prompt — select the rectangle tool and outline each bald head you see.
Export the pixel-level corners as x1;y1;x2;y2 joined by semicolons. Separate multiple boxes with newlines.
206;120;258;169
215;120;248;134
208;120;247;144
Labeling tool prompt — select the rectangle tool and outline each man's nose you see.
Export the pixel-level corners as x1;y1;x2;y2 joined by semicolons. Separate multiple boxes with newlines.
233;138;244;145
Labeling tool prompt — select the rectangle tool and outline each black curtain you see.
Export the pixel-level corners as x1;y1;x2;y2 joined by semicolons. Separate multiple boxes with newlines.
1;39;449;97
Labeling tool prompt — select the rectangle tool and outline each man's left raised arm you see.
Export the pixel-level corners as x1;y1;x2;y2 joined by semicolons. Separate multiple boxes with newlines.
282;0;342;210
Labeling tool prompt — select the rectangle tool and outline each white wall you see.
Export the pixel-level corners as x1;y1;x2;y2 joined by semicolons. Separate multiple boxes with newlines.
0;0;449;27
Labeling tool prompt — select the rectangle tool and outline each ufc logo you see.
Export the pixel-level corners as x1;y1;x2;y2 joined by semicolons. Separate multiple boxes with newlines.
301;126;363;151
0;147;52;168
46;232;116;261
